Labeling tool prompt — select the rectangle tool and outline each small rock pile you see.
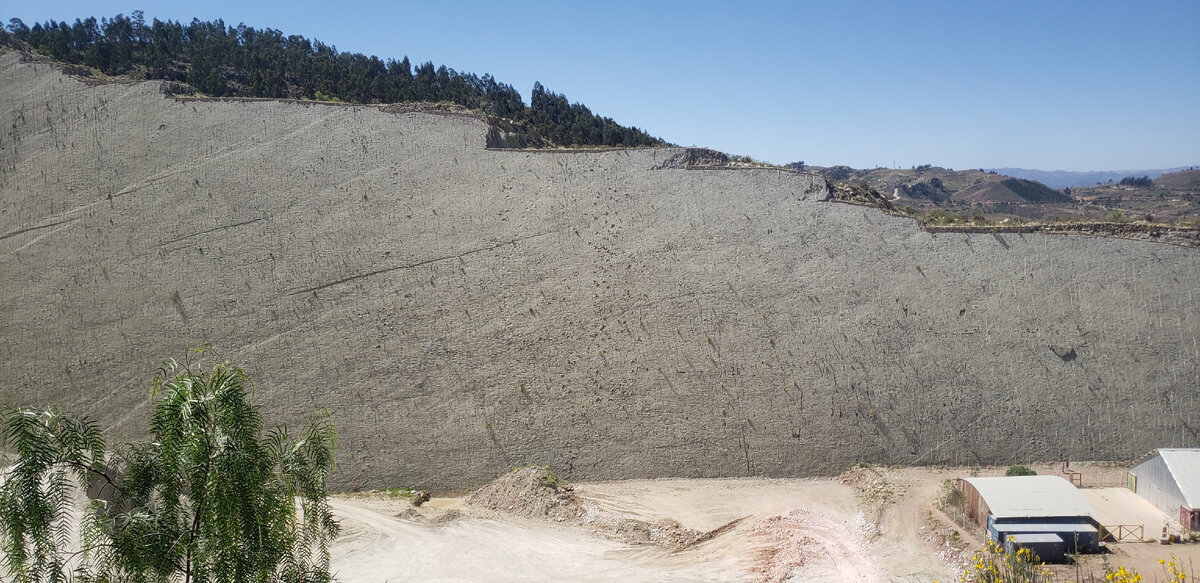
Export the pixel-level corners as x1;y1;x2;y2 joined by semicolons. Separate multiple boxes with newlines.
752;510;818;583
465;466;706;550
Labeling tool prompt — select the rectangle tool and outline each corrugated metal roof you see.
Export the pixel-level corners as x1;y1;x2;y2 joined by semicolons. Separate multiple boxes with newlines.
1158;448;1200;509
993;523;1098;533
964;476;1094;519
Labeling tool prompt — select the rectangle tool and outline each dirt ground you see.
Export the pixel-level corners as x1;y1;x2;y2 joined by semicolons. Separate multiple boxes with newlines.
327;463;1199;582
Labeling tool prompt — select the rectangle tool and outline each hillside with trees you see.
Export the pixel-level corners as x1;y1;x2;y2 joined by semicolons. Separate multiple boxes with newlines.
986;166;1193;189
1067;168;1200;223
0;12;666;148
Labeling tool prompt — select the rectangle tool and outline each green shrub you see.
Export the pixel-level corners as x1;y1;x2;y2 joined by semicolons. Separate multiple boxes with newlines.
1104;210;1132;223
540;468;561;489
1005;465;1037;476
938;479;965;511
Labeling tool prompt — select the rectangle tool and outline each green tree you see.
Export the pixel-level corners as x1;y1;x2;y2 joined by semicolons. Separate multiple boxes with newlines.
0;353;338;583
13;12;670;147
823;165;853;181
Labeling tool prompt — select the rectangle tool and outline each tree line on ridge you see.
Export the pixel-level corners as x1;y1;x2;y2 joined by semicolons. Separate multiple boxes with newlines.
1;12;666;148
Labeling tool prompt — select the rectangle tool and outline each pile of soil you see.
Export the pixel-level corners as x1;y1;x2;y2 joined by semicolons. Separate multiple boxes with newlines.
584;510;705;550
750;507;885;583
394;507;460;525
840;465;902;509
753;510;818;583
465;466;584;522
839;465;904;540
465;467;708;550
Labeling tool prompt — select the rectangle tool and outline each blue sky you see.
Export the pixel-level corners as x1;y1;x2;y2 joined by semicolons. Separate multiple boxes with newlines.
8;1;1199;171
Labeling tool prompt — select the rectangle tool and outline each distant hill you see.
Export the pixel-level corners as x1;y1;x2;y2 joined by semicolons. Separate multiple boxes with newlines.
1154;168;1200;191
811;165;1073;205
987;167;1194;189
810;164;1199;224
952;178;1072;205
1067;169;1200;223
809;165;1005;204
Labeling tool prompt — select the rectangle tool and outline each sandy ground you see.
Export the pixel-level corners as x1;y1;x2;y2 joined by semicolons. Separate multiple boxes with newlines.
327;464;1199;583
2;462;1195;581
328;469;959;582
1083;488;1170;541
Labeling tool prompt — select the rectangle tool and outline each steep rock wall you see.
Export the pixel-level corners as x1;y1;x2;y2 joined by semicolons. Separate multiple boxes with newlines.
2;54;1197;491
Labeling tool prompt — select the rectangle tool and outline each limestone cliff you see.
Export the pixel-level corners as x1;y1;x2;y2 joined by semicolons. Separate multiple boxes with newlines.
2;54;1197;491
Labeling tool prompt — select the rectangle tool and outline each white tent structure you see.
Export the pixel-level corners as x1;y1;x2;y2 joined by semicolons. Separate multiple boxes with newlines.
1129;448;1200;531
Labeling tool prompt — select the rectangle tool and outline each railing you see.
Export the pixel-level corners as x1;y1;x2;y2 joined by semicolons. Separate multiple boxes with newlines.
1065;470;1082;487
1099;524;1144;542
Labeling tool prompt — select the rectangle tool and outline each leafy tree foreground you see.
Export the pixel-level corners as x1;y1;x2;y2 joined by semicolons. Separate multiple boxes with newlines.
0;353;338;583
0;13;665;149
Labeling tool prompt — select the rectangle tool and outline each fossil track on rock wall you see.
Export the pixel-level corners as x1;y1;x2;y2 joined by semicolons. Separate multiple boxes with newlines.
2;53;1197;491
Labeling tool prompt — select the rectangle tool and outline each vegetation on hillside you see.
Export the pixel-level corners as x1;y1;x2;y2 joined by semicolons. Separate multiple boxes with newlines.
0;352;338;583
814;163;1200;227
0;12;665;148
1066;169;1200;224
998;178;1073;203
1118;175;1153;188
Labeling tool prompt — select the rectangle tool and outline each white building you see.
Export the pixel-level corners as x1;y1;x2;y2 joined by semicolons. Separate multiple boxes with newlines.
1128;448;1200;531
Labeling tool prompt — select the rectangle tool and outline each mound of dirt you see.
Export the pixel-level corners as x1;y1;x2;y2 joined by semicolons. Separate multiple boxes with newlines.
466;466;583;522
395;507;461;525
753;511;817;583
751;508;885;583
838;465;901;540
465;467;710;550
583;511;706;550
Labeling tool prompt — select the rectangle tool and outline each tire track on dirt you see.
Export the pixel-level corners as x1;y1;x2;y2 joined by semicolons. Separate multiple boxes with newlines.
753;508;884;583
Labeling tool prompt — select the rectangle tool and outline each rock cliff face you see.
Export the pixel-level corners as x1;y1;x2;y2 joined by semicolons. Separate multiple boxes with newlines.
2;54;1198;491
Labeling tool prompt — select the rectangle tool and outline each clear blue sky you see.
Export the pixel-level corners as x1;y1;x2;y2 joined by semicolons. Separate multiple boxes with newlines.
8;1;1199;171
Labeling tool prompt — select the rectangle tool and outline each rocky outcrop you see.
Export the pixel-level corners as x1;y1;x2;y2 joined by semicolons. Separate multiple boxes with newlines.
829;181;894;210
657;147;730;169
2;53;1197;491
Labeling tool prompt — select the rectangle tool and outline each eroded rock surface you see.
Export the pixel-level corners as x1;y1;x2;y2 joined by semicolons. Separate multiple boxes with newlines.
2;53;1197;491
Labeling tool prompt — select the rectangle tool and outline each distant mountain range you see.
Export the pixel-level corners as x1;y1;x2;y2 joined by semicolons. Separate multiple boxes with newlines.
811;164;1200;223
985;167;1195;189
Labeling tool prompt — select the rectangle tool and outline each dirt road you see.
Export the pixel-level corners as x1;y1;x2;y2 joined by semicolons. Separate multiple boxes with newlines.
328;476;956;582
323;463;1200;582
329;496;737;582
